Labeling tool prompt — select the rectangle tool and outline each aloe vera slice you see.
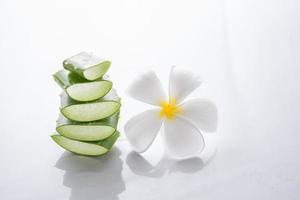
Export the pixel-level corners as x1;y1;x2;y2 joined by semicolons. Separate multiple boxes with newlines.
63;52;111;81
56;113;119;141
53;70;112;102
51;131;120;156
60;89;121;122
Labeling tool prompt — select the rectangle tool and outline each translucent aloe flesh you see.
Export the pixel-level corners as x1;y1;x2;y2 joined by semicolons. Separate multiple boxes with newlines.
53;70;112;102
51;131;120;156
63;52;111;81
60;89;121;122
56;113;119;141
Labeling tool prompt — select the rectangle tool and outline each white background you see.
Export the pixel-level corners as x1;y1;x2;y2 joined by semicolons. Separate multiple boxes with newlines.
0;0;300;199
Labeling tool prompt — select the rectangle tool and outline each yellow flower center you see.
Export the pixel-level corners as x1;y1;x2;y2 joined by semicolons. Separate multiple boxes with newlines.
159;98;181;120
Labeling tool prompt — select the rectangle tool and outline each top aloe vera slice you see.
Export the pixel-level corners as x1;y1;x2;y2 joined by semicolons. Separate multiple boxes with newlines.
63;52;111;81
53;70;112;102
60;88;121;122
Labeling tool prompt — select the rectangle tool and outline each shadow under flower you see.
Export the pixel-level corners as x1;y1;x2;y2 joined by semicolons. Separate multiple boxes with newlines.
55;147;125;200
126;147;217;177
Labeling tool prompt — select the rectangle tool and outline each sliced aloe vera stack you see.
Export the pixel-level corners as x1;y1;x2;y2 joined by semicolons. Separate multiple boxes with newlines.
63;52;111;81
56;112;119;141
52;52;121;156
53;70;112;102
60;89;121;122
51;131;120;156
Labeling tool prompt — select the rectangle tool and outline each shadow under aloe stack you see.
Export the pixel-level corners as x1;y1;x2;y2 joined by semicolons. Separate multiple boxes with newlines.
51;52;121;156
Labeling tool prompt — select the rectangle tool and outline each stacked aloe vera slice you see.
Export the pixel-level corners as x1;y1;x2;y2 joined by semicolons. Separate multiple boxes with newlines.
51;52;121;156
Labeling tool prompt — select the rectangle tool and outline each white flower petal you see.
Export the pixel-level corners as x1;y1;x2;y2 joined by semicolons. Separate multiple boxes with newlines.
127;71;167;106
163;117;205;159
169;66;202;104
125;109;163;153
180;98;218;132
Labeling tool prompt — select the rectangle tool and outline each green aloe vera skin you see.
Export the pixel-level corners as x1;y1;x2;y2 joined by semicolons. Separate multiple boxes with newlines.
96;131;120;150
63;52;111;81
53;70;112;102
60;89;121;122
56;113;119;141
51;131;120;156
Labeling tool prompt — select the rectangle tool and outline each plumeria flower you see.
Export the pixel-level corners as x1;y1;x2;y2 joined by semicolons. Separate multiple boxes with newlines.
125;67;218;159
